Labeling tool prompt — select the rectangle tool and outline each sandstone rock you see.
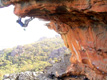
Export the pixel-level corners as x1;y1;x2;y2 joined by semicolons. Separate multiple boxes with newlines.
1;0;107;79
32;72;37;77
3;71;39;80
37;54;87;80
3;79;10;80
3;74;9;79
3;73;18;80
18;71;33;80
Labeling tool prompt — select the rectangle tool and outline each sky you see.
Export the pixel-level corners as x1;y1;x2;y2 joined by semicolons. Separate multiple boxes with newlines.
0;5;59;50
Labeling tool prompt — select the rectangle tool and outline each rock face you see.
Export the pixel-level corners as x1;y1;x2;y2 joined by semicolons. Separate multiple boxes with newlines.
3;71;39;80
49;47;68;59
1;0;107;79
37;54;86;80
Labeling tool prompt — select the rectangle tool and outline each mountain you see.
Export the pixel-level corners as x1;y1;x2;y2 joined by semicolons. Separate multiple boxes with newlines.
0;36;70;80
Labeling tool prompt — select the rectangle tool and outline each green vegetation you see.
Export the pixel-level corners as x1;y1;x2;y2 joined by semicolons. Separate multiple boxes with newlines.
0;36;70;80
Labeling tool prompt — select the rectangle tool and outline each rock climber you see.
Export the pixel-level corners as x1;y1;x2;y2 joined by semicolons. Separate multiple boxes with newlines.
16;17;34;27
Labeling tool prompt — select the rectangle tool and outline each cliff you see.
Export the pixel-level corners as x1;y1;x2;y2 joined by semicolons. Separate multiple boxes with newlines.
1;0;107;79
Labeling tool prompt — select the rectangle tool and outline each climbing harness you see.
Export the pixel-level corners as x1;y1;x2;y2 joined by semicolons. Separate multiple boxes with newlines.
0;0;4;8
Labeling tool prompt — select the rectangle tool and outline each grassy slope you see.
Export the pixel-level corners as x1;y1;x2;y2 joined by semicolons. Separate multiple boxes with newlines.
0;36;70;80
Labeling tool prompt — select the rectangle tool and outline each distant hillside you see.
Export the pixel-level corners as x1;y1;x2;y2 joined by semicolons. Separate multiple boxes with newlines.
0;36;70;80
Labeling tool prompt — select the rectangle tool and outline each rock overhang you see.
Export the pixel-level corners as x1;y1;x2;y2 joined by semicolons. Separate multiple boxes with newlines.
1;0;107;17
0;0;107;79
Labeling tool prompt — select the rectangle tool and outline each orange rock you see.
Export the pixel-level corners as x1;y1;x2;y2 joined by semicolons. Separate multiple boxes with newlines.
1;0;107;79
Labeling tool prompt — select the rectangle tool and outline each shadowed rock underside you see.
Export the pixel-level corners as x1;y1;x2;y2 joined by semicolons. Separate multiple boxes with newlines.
1;0;107;79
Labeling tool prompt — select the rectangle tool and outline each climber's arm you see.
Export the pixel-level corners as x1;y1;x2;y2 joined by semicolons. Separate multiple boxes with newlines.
23;17;34;27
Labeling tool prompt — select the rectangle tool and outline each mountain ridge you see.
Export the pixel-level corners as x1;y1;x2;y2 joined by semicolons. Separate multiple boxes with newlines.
0;36;70;80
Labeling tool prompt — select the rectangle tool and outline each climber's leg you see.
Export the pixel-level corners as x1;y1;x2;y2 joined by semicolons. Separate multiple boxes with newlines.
16;17;24;27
